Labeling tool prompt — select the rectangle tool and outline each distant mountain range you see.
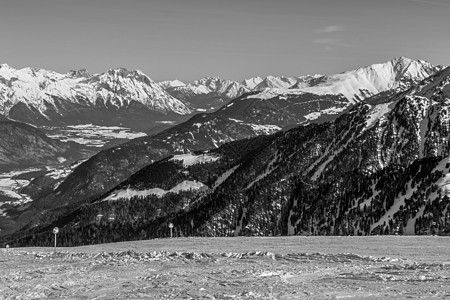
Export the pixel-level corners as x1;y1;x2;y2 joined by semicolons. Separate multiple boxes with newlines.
0;57;441;130
0;65;193;130
1;57;449;244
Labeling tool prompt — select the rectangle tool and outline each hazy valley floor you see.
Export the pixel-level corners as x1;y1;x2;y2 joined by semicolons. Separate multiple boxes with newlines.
0;236;449;299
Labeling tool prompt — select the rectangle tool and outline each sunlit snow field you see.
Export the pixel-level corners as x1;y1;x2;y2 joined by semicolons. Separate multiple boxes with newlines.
1;236;449;299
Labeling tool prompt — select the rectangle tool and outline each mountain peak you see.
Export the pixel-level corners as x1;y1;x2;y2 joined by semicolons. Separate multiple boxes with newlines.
68;69;90;78
392;56;413;64
158;79;186;89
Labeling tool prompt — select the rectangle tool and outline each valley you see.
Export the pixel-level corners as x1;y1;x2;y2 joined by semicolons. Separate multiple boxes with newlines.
0;124;150;236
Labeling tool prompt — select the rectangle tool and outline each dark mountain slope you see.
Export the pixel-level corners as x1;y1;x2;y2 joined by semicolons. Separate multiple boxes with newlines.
0;121;86;169
27;92;347;210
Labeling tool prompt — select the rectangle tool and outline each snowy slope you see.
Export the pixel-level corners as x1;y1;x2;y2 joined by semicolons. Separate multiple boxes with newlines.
187;77;250;100
246;57;442;105
301;57;441;103
0;64;193;125
241;77;263;90
158;79;186;89
254;76;298;90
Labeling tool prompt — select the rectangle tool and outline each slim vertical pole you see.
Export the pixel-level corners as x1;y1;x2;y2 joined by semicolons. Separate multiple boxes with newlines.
168;223;174;238
52;227;59;252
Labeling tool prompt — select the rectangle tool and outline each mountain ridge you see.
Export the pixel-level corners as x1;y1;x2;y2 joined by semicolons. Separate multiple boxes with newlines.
0;64;194;130
1;57;447;242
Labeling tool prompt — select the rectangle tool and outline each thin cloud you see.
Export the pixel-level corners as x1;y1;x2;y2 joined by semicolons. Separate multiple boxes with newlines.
410;0;450;6
317;25;342;33
313;38;354;51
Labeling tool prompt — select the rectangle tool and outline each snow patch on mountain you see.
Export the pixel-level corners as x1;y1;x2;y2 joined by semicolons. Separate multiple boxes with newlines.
213;165;240;189
170;153;220;167
105;180;208;201
248;124;281;135
304;107;346;121
242;77;263;89
365;102;394;130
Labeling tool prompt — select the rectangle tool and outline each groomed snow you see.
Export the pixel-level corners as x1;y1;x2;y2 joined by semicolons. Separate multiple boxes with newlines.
170;153;220;167
105;180;208;201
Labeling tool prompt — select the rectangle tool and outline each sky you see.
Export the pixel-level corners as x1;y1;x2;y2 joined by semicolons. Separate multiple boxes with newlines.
0;0;448;82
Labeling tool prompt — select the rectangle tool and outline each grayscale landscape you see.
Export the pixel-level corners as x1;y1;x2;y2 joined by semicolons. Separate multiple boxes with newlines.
1;0;449;299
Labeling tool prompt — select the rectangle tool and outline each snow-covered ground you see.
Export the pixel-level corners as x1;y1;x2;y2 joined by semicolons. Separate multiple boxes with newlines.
45;124;147;147
0;236;448;299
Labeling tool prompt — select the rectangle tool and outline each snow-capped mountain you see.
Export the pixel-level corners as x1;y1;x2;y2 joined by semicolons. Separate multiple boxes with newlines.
245;57;441;105
0;64;193;129
300;56;442;103
161;57;441;115
236;57;443;121
161;77;251;110
253;75;299;90
187;77;250;100
158;79;186;90
241;76;263;90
